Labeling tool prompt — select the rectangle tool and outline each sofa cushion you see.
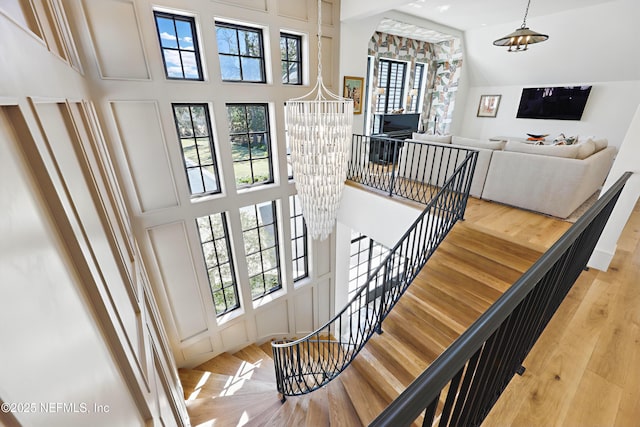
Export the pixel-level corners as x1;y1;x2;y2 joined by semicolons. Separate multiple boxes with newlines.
576;140;596;159
504;140;579;158
591;137;609;152
451;136;505;150
412;133;452;143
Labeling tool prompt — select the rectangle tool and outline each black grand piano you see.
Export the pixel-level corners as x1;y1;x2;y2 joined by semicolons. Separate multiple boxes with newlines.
370;113;421;164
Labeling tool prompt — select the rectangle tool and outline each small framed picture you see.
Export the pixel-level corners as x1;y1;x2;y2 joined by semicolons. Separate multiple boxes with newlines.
343;76;364;114
477;94;501;118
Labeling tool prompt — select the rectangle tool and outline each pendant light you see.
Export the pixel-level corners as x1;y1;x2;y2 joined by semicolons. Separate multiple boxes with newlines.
493;0;548;52
285;0;354;241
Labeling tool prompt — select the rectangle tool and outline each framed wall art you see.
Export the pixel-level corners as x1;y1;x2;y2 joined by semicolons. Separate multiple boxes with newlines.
477;94;501;118
343;76;364;114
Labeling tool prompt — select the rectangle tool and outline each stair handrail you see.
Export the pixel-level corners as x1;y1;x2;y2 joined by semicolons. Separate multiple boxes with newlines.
272;138;478;398
370;171;633;427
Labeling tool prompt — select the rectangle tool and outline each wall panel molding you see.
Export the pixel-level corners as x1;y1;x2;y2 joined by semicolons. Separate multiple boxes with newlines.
277;0;308;21
81;0;150;80
110;100;180;213
212;0;268;13
148;221;210;343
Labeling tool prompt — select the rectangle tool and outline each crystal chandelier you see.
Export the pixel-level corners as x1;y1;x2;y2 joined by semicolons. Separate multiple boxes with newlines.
493;0;548;52
285;0;353;240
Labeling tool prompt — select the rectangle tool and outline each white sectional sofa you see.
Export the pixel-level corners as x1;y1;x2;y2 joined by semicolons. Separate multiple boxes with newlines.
399;133;617;219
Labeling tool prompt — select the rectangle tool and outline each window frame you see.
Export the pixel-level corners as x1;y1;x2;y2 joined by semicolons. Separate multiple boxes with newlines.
289;195;308;282
171;103;222;197
348;232;389;298
215;21;267;83
197;212;240;316
153;11;204;81
280;32;302;85
240;201;282;300
226;103;274;189
375;58;408;114
409;63;426;113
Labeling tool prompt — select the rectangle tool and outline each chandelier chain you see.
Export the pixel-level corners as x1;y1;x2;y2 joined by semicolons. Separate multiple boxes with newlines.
317;0;322;81
521;0;531;28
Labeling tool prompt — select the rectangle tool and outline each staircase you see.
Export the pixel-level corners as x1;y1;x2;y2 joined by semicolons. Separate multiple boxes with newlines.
179;222;544;426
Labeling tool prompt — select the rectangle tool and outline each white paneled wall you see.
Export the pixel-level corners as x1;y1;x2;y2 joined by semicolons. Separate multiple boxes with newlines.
110;101;180;212
56;0;344;368
81;0;151;79
0;1;190;424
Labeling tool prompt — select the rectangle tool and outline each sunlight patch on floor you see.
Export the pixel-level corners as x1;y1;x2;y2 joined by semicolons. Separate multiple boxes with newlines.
188;371;211;401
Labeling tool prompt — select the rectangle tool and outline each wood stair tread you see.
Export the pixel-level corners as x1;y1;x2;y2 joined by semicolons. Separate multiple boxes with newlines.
179;368;276;400
305;387;330;426
433;244;519;292
352;346;407;401
327;377;364;427
234;343;275;370
451;222;543;264
339;366;389;425
180;223;544;426
195;352;275;383
259;340;276;357
186;391;280;426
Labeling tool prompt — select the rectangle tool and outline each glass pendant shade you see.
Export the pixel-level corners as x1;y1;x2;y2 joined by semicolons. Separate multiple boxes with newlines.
285;0;354;240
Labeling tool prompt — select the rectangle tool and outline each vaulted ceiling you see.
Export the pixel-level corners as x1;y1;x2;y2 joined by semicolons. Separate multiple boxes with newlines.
342;0;619;30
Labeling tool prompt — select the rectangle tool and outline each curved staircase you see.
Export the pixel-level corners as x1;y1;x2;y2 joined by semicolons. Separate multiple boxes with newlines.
178;222;545;426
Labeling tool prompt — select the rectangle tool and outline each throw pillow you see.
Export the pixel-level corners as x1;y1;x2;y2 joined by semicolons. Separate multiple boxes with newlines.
591;138;609;152
451;136;505;150
411;133;452;143
576;140;596;159
504;140;579;158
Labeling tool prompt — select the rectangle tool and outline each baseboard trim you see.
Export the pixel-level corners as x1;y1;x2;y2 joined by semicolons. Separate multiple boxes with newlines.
588;246;616;271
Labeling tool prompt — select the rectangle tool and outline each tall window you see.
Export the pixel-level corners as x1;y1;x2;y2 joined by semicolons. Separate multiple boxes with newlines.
227;103;273;188
197;213;239;316
409;63;426;113
289;195;308;282
172;104;221;196
283;103;293;179
215;22;265;82
376;59;407;113
240;201;282;299
349;232;389;297
154;12;203;80
280;33;302;85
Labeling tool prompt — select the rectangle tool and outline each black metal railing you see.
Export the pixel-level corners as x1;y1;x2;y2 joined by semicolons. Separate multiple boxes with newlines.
370;171;632;427
348;135;477;206
272;136;478;398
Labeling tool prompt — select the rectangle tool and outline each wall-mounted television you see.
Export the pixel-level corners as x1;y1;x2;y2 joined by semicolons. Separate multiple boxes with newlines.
516;86;592;121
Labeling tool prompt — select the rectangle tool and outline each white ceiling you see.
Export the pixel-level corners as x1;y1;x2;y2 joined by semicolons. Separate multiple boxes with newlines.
393;0;618;31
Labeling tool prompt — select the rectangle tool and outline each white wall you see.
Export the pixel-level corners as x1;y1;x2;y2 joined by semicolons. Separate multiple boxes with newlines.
59;0;344;367
340;10;466;135
463;0;640;88
338;185;421;248
0;108;144;427
589;104;640;270
335;185;422;313
460;81;640;148
457;0;640;147
0;2;186;425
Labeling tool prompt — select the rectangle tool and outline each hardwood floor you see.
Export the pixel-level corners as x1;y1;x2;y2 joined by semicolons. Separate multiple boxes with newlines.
179;195;640;426
482;198;640;427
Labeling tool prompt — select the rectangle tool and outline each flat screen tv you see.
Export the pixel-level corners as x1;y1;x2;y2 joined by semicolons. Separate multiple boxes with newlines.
381;113;421;133
516;86;592;120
